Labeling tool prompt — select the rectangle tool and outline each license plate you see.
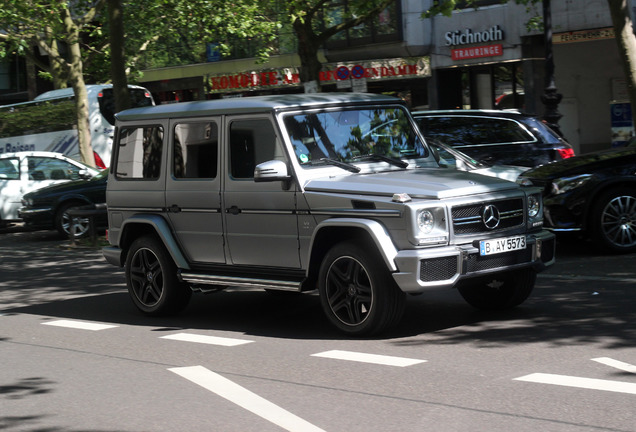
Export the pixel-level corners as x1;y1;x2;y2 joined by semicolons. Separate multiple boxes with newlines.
479;235;526;256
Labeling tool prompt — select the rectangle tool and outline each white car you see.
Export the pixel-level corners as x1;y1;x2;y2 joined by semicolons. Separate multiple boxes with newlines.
0;151;99;225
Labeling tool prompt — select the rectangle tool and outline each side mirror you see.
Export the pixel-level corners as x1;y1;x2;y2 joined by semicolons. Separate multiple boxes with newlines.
78;169;94;179
254;160;291;183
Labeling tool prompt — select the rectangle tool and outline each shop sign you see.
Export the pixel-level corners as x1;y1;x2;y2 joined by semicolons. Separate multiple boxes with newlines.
445;25;504;46
207;57;430;93
451;44;503;60
553;27;614;44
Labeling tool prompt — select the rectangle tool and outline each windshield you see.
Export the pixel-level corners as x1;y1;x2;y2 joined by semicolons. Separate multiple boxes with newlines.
283;107;427;168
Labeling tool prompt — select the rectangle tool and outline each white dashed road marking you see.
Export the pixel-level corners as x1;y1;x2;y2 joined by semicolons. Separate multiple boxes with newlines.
592;357;636;374
169;366;326;432
311;350;427;367
160;332;253;346
514;373;636;395
42;319;118;331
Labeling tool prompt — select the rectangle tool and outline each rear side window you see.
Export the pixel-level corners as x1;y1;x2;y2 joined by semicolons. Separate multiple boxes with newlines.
114;126;164;179
27;157;85;180
418;116;535;146
173;122;218;179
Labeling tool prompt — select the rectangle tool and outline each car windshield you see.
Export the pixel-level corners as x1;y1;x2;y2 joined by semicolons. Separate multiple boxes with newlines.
283;107;427;169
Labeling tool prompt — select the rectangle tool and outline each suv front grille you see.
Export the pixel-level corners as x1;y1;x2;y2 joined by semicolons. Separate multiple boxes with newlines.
452;198;524;235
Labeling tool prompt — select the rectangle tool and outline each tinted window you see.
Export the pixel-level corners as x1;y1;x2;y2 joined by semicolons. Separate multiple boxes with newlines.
0;158;19;180
229;119;279;179
417;116;535;146
173;122;218;179
115;126;163;179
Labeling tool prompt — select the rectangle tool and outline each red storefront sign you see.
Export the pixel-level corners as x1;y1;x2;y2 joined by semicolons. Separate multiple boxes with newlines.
207;58;430;93
451;44;503;61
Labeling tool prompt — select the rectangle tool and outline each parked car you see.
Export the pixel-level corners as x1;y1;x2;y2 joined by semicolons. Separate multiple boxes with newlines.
431;139;528;182
0;151;99;226
519;143;636;253
103;93;555;336
412;110;575;168
19;168;107;238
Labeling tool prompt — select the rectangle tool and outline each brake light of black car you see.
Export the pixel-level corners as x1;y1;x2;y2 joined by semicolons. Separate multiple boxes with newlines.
557;148;575;159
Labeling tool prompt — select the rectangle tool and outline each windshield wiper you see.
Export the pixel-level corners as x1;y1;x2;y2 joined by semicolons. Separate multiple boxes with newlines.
318;158;361;173
352;154;409;168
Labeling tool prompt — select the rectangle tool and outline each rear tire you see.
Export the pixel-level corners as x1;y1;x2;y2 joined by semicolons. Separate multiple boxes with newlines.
125;235;192;315
457;269;536;310
318;241;405;336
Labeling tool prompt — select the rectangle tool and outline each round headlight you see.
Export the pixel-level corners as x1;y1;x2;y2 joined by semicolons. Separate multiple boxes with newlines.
417;209;435;234
528;195;540;218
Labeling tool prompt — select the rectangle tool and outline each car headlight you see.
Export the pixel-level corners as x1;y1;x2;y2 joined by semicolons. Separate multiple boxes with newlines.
551;174;592;195
528;194;540;218
413;207;448;246
417;209;434;234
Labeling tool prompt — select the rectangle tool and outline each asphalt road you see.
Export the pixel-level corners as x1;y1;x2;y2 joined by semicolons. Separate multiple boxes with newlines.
1;227;635;432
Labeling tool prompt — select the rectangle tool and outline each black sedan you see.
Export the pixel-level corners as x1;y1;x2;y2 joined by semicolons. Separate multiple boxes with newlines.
519;145;636;253
19;168;107;238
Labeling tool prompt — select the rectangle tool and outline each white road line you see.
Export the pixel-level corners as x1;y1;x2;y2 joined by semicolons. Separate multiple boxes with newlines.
160;333;253;346
311;350;426;367
515;373;636;395
169;366;326;432
592;357;636;374
42;319;118;331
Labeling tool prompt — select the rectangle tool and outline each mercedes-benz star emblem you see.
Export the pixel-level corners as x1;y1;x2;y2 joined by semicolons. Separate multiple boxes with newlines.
482;204;501;230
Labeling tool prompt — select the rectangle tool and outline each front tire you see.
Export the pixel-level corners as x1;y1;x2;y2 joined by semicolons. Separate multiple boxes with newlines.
125;235;192;315
591;188;636;253
318;241;405;336
56;202;90;238
457;268;536;310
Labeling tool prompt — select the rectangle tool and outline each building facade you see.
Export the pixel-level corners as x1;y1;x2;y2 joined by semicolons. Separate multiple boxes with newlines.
1;0;633;154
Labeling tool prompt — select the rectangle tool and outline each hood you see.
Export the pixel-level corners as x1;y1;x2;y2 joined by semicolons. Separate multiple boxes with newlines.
523;146;636;180
23;175;106;198
304;168;520;200
472;165;529;182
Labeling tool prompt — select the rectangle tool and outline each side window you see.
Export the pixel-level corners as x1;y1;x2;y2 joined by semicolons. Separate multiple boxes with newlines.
173;122;218;179
0;158;20;180
115;126;164;179
27;157;84;180
229;119;280;179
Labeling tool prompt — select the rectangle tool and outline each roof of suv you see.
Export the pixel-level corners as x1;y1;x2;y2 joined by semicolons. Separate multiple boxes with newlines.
116;93;403;122
412;109;533;120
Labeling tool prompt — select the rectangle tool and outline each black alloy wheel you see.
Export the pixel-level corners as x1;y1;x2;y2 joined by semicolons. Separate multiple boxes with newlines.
318;241;405;336
125;235;191;315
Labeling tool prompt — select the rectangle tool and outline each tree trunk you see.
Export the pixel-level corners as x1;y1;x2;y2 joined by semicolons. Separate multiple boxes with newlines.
63;9;96;168
293;18;323;92
108;0;130;112
608;0;636;127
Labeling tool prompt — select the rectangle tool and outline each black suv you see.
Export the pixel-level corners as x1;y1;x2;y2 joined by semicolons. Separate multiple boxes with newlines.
412;110;574;168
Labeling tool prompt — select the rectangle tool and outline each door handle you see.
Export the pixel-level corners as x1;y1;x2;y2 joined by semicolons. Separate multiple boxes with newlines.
168;204;181;213
227;206;241;215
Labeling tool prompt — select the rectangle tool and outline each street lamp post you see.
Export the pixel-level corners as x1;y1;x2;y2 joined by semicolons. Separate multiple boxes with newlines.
541;0;564;136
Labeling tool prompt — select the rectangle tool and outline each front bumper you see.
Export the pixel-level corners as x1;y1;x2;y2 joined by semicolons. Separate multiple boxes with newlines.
17;207;54;228
392;230;555;294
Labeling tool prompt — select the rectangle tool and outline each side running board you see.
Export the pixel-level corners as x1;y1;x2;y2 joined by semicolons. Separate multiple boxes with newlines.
179;271;303;292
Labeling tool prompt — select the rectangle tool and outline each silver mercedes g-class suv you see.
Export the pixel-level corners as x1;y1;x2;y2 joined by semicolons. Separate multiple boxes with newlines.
103;93;555;336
